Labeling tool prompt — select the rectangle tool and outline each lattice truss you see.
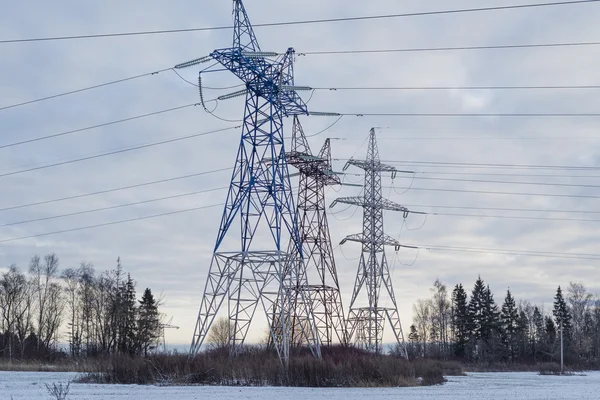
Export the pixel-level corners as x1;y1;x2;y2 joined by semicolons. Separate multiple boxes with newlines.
331;128;411;358
269;116;347;347
186;0;320;366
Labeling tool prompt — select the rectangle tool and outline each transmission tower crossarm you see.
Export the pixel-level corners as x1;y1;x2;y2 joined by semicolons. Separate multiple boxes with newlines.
340;233;402;247
330;196;365;208
331;196;409;213
339;233;364;245
380;198;409;213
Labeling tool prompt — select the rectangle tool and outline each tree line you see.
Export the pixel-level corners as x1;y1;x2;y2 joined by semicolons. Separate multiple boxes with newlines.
0;254;162;361
408;277;600;366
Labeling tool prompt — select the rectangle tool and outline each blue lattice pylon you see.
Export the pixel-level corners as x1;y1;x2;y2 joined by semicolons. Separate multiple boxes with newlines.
188;0;321;366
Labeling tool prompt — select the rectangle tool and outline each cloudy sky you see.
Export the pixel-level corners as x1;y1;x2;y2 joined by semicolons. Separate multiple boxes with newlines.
1;0;600;346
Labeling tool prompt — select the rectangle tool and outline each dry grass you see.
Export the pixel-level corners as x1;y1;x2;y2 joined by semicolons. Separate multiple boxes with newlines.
77;346;447;387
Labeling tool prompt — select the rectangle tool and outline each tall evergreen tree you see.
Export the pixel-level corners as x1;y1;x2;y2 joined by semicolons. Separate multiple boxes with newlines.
516;309;529;360
545;316;557;361
501;289;519;360
468;277;487;342
481;285;502;359
118;274;137;354
553;286;572;344
451;284;469;357
137;288;160;356
532;306;544;359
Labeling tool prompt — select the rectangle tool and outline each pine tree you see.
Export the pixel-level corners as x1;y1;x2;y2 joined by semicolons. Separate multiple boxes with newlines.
468;277;487;342
501;289;519;360
553;286;572;345
137;288;160;356
516;309;529;360
532;306;544;359
451;284;469;358
117;274;137;354
407;324;421;358
545;316;557;361
481;285;502;360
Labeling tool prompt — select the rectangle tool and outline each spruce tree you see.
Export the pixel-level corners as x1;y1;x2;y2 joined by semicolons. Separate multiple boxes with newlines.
482;285;501;340
532;306;544;358
501;289;519;360
516;309;529;360
137;288;160;356
468;277;487;341
545;316;557;360
451;284;469;357
553;286;572;344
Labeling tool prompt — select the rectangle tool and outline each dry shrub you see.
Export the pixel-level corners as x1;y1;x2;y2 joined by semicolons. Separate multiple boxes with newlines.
538;362;573;376
77;346;446;387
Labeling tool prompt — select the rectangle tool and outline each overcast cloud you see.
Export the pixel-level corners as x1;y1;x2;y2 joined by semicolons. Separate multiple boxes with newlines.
1;0;600;345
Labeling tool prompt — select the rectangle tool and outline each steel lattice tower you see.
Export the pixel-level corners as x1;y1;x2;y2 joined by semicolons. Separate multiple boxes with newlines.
271;116;346;346
187;0;320;366
331;128;410;357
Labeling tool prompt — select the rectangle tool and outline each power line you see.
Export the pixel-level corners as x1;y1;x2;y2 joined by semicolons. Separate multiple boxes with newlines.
417;171;600;178
432;212;600;223
404;243;600;260
0;203;223;244
0;187;228;227
348;136;600;140
349;159;600;171
401;203;600;215
2;202;597;260
339;112;600;117
301;40;600;56
314;84;600;91
0;68;172;112
2;1;597;44
0;126;238;178
377;184;600;199
0;103;200;150
4;54;600;114
390;175;600;189
0;168;230;212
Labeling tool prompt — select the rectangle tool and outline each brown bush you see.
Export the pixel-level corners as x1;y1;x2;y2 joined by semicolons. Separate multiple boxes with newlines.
77;346;446;387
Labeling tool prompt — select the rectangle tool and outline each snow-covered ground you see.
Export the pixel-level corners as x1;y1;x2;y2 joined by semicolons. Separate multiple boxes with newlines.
1;371;599;399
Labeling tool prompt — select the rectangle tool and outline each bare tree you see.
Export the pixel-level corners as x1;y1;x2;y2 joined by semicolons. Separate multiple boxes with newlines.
0;265;29;361
430;279;451;357
29;254;62;352
61;268;82;357
207;317;232;349
567;282;592;354
413;299;431;357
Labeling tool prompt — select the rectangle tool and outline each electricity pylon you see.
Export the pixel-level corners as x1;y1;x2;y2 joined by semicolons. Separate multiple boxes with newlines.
331;128;410;358
184;0;320;366
272;116;346;347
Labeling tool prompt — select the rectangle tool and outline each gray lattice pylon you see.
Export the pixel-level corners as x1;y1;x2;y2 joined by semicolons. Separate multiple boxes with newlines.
271;116;346;347
331;128;409;357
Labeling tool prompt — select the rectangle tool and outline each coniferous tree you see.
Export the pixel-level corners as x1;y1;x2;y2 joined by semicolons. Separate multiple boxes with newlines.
118;274;137;354
468;277;487;343
553;286;572;345
451;284;469;357
516;309;529;360
500;289;519;360
532;306;544;360
481;285;502;360
545;316;557;361
137;288;160;356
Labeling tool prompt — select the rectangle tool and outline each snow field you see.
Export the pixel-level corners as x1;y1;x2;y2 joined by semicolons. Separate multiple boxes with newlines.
1;371;599;399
